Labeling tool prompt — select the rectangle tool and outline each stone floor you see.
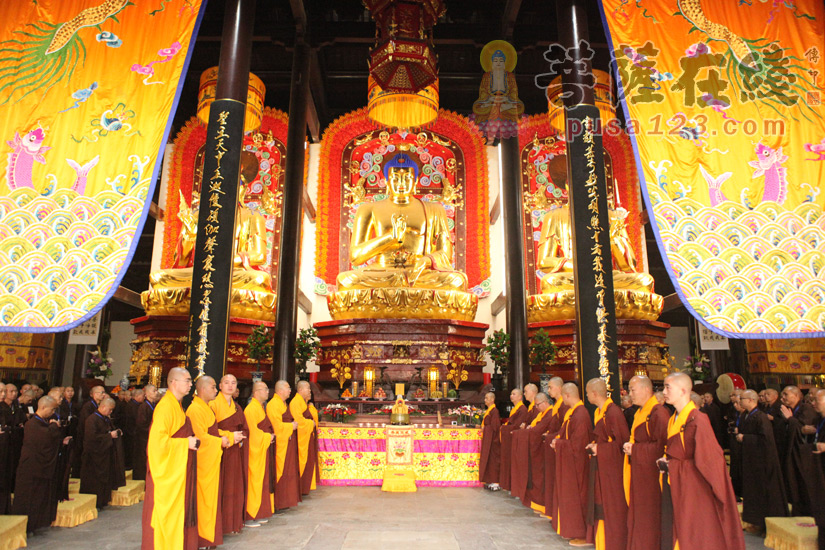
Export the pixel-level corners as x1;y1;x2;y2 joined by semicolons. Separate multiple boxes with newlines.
25;486;767;550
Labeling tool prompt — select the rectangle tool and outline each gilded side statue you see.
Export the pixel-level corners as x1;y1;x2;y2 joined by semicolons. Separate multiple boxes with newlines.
528;204;662;322
327;152;477;321
142;183;276;321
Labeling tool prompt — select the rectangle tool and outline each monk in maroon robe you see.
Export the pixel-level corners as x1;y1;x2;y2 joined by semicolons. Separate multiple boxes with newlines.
73;385;104;477
266;380;302;511
80;397;126;508
0;383;13;514
659;373;744;550
781;385;820;516
736;389;787;532
514;391;558;512
585;378;629;550
479;391;502;489
551;382;593;545
543;378;569;519
11;396;66;533
133;384;158;481
499;387;531;492
623;375;669;550
209;374;250;533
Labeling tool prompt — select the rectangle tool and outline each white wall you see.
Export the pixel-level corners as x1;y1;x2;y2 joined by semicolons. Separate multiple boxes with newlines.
108;321;137;384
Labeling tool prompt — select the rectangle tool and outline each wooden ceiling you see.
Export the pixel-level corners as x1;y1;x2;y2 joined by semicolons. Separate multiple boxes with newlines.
113;0;689;328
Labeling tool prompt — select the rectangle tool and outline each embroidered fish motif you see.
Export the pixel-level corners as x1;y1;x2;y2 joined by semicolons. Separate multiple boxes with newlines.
66;156;100;195
748;143;788;204
5;128;51;190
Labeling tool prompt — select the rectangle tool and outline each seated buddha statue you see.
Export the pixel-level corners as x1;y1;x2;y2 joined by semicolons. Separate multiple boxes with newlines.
530;204;661;321
328;153;476;321
150;184;271;292
143;183;276;320
336;153;468;291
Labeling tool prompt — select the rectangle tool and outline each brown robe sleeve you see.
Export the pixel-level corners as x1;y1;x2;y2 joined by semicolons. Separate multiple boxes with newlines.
739;409;788;528
499;404;528;492
627;404;669;550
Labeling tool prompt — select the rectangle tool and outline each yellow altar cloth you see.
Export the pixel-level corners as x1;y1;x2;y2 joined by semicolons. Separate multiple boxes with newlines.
765;517;818;550
110;480;145;507
0;515;27;550
52;493;98;528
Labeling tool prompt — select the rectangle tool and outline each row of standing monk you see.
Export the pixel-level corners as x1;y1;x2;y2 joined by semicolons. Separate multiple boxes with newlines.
479;373;752;550
141;368;320;550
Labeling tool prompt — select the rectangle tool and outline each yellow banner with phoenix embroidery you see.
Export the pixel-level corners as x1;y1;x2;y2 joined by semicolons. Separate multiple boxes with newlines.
598;0;825;337
0;0;205;330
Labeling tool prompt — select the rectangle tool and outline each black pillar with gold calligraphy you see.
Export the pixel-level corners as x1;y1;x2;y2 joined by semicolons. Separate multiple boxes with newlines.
556;0;620;406
186;0;256;384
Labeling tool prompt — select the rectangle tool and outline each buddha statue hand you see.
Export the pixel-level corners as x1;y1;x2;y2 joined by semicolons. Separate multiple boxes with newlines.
391;213;407;243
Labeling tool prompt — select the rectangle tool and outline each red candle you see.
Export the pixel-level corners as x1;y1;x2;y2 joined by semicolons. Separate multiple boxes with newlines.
309;372;318;383
483;373;491;385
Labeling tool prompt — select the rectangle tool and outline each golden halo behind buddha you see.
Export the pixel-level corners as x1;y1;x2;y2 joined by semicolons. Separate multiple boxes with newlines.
480;40;517;73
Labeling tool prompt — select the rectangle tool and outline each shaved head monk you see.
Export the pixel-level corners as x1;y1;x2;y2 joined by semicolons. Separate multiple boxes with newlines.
141;368;199;550
11;395;66;533
186;376;227;547
480;391;501;490
659;373;744;550
542;377;569;520
0;383;10;514
245;381;275;524
623;375;669;550
80;396;125;509
499;387;528;492
551;382;593;546
266;380;301;510
132;385;157;481
74;385;105;477
782;385;821;518
209;374;249;533
585;378;629;550
290;380;319;495
735;389;788;532
517;389;560;515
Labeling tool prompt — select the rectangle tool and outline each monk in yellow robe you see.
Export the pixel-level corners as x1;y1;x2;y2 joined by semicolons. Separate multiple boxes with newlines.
141;368;199;550
209;374;249;532
290;380;319;495
266;380;301;510
245;381;274;523
185;376;227;548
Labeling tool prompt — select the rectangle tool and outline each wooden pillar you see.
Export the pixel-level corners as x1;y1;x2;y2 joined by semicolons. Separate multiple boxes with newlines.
185;0;256;385
556;0;621;406
273;34;310;385
500;137;530;391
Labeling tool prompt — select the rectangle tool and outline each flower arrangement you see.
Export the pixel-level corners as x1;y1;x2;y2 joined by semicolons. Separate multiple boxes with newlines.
446;404;483;425
294;327;320;377
320;403;357;423
683;352;711;382
85;346;113;379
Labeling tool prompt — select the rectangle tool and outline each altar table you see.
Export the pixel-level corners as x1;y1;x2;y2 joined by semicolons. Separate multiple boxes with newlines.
318;425;482;487
764;516;818;550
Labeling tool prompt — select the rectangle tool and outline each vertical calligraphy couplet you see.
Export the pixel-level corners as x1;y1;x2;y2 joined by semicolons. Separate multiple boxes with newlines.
564;105;621;400
186;100;247;383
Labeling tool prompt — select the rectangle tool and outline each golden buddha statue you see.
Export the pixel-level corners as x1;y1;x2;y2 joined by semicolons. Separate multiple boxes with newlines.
528;204;663;322
327;153;477;321
142;183;277;321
